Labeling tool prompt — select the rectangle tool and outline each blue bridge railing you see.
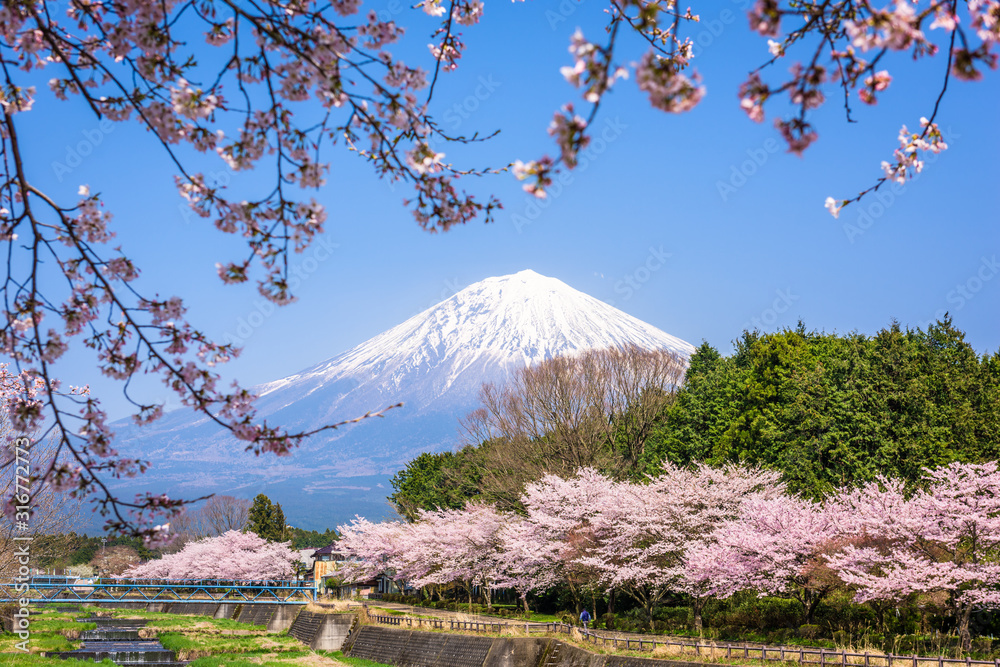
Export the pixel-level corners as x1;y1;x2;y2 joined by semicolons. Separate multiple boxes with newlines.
0;577;314;605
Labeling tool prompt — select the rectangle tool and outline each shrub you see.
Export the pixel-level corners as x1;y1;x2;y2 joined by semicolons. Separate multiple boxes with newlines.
654;607;691;630
799;624;822;639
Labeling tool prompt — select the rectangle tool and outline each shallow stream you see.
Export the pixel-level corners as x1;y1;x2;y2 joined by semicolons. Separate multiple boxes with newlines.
49;616;188;666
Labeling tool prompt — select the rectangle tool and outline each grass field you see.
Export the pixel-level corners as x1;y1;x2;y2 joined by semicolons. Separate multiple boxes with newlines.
0;604;391;666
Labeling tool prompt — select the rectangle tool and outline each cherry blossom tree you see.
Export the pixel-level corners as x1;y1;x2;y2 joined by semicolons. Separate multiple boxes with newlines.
121;529;298;580
516;468;624;615
400;504;507;609
826;462;1000;649
654;463;785;632
0;363;87;575
0;0;992;539
686;492;840;625
335;515;410;584
495;515;560;614
339;505;508;607
575;462;784;631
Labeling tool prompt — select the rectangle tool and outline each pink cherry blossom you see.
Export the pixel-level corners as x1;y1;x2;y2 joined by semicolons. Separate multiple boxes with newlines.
123;530;298;580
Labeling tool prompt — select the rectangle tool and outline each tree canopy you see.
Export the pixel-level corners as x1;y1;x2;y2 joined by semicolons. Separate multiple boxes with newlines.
247;493;287;542
642;317;1000;498
391;318;1000;514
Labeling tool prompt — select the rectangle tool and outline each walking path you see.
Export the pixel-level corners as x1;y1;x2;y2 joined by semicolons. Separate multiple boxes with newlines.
344;600;995;667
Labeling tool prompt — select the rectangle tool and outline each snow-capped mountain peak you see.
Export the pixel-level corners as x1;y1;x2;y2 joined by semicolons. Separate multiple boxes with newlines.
253;269;694;412
112;270;694;528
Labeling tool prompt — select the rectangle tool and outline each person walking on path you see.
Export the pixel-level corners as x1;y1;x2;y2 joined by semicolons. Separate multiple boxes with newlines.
580;609;591;630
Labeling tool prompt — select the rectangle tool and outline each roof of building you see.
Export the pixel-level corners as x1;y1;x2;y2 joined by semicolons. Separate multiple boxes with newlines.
296;549;316;569
311;543;344;558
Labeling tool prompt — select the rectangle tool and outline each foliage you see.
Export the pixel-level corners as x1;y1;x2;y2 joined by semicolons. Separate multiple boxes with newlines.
248;494;287;542
391;347;686;516
349;460;1000;647
63;533;159;566
0;0;992;538
287;526;339;550
389;451;482;521
643;319;1000;499
392;320;1000;521
461;346;686;511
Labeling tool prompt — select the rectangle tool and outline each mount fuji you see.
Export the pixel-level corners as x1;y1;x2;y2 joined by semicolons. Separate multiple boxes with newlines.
111;270;695;528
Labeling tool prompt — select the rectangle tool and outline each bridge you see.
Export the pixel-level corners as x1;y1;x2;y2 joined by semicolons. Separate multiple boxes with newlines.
0;577;315;605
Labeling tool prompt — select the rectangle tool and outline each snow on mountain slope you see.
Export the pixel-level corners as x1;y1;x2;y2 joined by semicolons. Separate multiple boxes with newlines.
250;269;694;417
110;270;694;528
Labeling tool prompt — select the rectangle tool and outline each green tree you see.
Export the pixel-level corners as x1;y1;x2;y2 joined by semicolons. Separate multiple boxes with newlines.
247;494;286;541
287;527;339;549
642;319;1000;499
389;450;482;521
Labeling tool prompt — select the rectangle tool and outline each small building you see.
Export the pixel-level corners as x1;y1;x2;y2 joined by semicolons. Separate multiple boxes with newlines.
310;543;409;599
310;543;348;594
294;549;316;581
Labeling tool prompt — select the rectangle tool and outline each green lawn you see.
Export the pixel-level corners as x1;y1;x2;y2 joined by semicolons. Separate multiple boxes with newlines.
158;629;304;659
0;605;339;665
106;609;260;632
321;650;395;667
186;649;318;666
0;655;116;666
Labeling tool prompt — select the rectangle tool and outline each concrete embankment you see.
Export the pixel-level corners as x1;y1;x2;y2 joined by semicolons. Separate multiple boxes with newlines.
345;625;708;667
84;601;354;650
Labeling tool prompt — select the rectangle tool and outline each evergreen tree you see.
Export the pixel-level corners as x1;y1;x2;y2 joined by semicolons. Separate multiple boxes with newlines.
272;503;287;542
247;494;285;541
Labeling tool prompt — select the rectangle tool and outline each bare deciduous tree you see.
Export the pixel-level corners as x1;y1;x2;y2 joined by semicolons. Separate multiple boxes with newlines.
90;545;141;577
163;495;251;553
201;495;251;535
0;437;86;578
461;345;685;509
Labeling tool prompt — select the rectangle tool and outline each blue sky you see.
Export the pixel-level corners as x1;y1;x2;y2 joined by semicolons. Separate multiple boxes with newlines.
15;0;1000;423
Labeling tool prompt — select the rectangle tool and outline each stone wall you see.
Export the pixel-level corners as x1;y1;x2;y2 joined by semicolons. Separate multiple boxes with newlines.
288;611;355;651
346;626;715;667
348;625;496;667
236;603;277;627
